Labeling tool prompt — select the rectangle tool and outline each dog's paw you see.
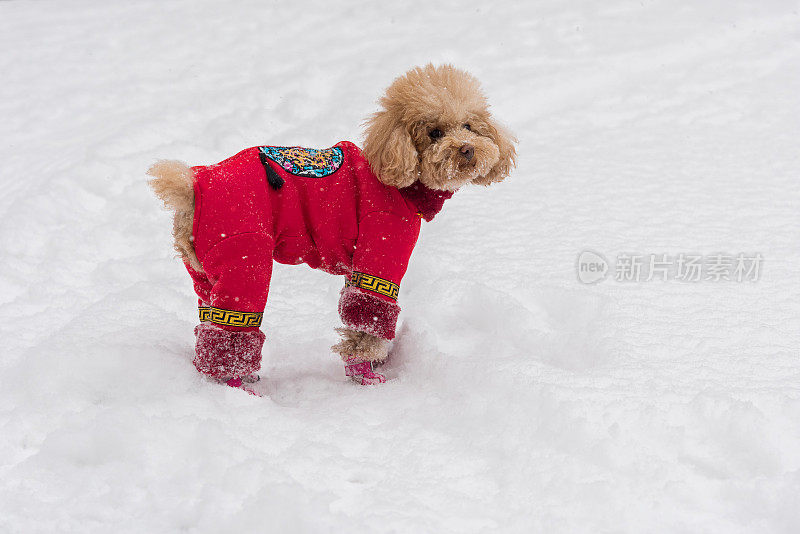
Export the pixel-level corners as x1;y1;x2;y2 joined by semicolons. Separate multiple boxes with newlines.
332;327;389;363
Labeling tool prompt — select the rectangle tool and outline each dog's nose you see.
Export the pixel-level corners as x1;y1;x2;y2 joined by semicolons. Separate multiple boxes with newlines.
460;144;474;162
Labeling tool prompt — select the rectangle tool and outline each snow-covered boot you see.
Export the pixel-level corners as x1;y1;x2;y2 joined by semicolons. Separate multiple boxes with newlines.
344;355;386;385
194;324;265;394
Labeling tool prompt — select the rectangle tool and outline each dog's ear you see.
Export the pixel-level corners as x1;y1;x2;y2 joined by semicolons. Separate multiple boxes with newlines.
362;110;419;189
473;117;517;186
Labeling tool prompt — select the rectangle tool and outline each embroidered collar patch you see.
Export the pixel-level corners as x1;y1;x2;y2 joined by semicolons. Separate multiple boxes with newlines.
258;145;344;178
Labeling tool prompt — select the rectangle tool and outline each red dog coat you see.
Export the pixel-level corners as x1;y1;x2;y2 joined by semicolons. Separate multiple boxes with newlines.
186;141;452;378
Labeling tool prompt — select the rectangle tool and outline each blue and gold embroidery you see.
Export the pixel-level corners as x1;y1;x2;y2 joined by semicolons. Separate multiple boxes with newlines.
199;306;263;328
345;271;399;300
258;146;344;178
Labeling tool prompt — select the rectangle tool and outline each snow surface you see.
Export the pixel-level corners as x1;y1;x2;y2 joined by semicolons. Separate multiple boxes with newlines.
1;1;799;532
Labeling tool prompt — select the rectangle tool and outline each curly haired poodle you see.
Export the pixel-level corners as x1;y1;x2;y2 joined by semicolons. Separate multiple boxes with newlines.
148;64;516;390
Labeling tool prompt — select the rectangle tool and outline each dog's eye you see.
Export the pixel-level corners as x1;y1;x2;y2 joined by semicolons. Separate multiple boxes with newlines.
463;123;471;131
429;128;443;140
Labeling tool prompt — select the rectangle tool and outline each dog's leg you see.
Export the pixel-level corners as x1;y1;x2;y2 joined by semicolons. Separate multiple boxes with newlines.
332;328;389;385
332;327;389;362
190;233;274;394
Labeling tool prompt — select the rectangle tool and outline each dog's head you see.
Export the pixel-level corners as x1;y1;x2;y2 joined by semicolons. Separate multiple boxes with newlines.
362;64;516;192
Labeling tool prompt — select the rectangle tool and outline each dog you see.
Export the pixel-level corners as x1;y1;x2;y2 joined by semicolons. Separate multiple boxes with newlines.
148;64;516;390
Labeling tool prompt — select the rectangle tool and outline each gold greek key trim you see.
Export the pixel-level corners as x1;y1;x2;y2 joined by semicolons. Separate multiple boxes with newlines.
199;306;263;328
345;271;399;300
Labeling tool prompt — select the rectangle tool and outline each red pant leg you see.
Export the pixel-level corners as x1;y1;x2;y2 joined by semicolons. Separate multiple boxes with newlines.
191;233;274;379
200;233;274;331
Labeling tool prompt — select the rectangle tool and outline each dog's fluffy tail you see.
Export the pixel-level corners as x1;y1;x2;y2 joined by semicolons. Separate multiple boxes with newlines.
147;160;195;213
147;160;202;272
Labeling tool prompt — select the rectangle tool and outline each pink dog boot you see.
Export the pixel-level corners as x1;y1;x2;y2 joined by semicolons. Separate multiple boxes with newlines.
344;355;386;385
220;376;262;397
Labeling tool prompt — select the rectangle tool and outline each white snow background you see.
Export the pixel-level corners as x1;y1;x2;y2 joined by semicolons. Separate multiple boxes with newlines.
1;1;799;532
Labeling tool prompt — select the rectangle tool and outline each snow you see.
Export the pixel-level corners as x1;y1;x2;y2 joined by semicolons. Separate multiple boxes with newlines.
1;1;799;532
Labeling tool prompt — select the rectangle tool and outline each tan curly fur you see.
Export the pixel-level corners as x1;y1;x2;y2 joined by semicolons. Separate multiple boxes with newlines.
331;328;389;363
149;64;516;364
146;160;202;272
363;64;517;191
